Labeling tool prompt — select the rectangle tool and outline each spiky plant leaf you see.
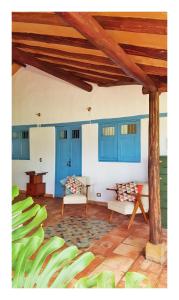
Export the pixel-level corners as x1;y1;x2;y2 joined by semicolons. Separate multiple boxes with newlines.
51;252;95;288
24;236;65;288
36;245;79;288
12;185;19;200
125;272;151;288
75;271;115;288
12;206;47;241
12;197;34;216
12;204;41;228
12;236;43;288
12;227;44;270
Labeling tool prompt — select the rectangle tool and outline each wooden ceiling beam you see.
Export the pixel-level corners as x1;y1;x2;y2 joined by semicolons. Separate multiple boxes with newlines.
12;12;166;35
12;47;93;92
29;52;128;77
29;59;123;83
98;81;139;87
30;57;121;80
12;42;167;76
40;62;124;80
70;73;117;85
59;12;157;92
12;32;167;60
12;60;26;68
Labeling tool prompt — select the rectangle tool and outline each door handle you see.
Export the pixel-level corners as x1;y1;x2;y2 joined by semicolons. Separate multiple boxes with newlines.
67;160;71;167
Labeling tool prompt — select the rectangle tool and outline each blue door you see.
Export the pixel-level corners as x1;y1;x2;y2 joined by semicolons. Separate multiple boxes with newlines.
55;125;82;196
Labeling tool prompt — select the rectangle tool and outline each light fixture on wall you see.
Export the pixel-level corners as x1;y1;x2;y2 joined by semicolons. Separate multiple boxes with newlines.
36;112;41;127
87;107;92;124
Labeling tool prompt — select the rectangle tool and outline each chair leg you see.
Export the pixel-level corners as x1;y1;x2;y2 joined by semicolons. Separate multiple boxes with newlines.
61;200;64;217
138;200;148;224
109;210;114;223
128;200;140;229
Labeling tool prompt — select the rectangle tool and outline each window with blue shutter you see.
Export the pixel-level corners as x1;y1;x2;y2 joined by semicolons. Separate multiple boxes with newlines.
99;123;117;161
99;119;140;162
12;127;30;160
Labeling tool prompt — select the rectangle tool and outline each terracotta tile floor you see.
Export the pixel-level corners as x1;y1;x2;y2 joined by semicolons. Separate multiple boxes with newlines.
20;195;168;288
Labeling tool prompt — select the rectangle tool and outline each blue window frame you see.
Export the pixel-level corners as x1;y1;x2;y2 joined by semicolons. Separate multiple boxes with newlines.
99;119;141;162
12;127;30;160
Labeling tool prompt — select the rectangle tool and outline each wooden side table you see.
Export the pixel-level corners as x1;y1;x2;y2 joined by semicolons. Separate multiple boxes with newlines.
25;171;48;197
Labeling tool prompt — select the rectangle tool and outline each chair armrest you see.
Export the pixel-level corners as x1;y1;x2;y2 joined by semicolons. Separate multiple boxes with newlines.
106;188;117;192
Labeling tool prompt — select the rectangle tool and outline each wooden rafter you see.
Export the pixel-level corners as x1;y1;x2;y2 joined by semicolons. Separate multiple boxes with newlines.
12;32;167;61
12;47;93;92
12;42;167;76
12;12;167;35
59;12;157;92
28;59;120;84
13;60;26;68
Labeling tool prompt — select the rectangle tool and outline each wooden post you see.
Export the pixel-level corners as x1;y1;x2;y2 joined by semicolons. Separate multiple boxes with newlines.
148;91;162;244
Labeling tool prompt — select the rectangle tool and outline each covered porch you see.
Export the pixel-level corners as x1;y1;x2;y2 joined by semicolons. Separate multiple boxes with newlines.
12;12;167;287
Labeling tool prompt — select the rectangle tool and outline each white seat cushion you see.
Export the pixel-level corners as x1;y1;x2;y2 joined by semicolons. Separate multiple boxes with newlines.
108;182;149;215
63;194;87;204
108;197;149;215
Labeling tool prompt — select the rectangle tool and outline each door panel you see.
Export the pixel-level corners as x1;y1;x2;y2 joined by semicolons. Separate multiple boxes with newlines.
55;125;82;196
70;128;81;176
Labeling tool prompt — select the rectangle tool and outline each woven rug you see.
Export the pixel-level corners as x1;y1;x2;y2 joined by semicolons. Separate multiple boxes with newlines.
44;216;116;248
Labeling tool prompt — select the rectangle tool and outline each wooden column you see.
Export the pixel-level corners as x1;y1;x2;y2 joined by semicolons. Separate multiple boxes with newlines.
148;91;162;244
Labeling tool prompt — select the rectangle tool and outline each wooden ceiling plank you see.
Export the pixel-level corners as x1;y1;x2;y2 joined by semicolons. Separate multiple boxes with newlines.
29;52;128;76
12;12;69;27
36;59;124;80
12;39;167;68
91;12;167;20
59;12;157;92
13;42;167;76
31;58;125;82
12;12;167;35
12;47;93;92
12;31;167;57
94;16;167;35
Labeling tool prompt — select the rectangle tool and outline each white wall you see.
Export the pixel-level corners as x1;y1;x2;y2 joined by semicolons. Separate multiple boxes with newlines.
12;67;167;200
12;127;55;195
13;66;167;125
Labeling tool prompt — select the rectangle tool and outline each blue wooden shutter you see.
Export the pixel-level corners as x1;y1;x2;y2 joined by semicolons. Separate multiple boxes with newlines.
118;120;140;162
20;130;30;160
12;130;20;159
99;123;117;161
12;127;30;160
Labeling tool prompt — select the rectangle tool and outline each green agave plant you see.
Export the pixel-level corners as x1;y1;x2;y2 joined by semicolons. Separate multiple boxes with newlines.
12;185;150;288
12;186;115;288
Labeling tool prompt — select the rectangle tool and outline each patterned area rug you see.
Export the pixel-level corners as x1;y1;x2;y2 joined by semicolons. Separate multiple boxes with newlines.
44;216;116;248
